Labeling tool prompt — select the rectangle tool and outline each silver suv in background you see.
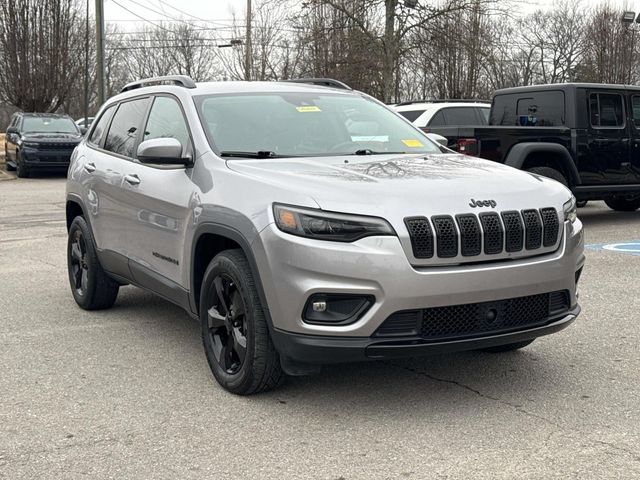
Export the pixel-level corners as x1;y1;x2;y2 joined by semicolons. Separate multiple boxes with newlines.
65;76;584;395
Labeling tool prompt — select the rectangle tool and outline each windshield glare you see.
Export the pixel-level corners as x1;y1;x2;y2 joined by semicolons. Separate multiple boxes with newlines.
22;117;78;134
196;92;440;157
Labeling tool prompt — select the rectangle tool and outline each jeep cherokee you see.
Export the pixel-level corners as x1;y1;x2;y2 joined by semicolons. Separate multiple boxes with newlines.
65;76;585;394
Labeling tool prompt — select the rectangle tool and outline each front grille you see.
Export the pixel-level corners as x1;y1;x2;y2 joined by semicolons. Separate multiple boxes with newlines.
404;217;433;258
432;216;458;258
456;214;481;256
405;207;560;261
374;290;570;340
37;143;77;151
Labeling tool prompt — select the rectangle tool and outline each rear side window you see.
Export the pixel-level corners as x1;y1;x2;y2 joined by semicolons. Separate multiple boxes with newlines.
88;105;115;146
428;111;445;126
590;93;624;127
104;98;150;158
397;110;425;122
143;97;190;156
442;107;480;125
477;107;490;124
632;95;640;128
491;91;565;126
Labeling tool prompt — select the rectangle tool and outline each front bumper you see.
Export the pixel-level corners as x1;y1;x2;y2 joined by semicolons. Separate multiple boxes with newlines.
21;147;76;169
271;305;580;364
254;218;584;341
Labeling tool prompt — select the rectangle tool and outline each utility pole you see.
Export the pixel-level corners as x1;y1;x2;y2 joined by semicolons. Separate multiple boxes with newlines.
245;0;252;81
95;0;106;105
84;0;90;126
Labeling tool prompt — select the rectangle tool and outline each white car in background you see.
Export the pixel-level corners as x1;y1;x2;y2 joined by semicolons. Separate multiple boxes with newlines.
393;100;491;132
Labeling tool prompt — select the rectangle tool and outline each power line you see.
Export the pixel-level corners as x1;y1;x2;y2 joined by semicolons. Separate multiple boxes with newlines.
110;0;174;31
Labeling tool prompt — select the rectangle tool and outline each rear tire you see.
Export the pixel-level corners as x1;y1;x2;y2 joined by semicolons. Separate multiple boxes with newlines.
16;151;29;178
605;197;640;212
200;249;284;395
526;166;568;187
481;340;534;353
67;216;119;310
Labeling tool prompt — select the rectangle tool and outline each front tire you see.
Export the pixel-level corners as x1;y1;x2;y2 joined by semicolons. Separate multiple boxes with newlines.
481;339;534;353
605;196;640;212
67;216;119;310
200;249;284;395
16;151;30;178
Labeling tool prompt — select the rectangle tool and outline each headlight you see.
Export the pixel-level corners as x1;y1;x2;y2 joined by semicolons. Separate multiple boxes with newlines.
273;203;395;242
563;196;577;223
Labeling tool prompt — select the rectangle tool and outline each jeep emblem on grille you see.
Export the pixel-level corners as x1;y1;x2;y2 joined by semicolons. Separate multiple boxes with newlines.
469;199;497;208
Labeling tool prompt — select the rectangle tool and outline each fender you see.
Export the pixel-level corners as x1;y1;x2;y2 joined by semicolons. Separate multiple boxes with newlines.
190;223;274;331
504;142;581;186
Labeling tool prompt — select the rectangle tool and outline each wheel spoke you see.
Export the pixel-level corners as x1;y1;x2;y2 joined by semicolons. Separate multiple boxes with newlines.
231;327;247;364
207;306;226;329
71;243;82;261
213;276;229;316
80;269;88;292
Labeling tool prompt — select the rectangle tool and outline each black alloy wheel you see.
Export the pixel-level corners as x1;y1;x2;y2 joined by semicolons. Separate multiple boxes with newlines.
69;228;89;297
206;274;248;375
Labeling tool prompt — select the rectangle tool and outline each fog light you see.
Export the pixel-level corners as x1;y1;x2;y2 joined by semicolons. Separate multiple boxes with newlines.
312;301;327;312
303;294;374;325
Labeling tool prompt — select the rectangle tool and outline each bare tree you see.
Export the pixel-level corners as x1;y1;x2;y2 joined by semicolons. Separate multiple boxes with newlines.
0;0;86;112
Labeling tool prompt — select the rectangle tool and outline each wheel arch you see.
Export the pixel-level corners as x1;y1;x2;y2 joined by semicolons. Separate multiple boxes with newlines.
504;143;581;186
66;195;87;231
190;223;272;329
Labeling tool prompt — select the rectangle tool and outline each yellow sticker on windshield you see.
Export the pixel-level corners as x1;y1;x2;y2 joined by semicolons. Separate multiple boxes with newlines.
402;139;424;148
296;106;321;113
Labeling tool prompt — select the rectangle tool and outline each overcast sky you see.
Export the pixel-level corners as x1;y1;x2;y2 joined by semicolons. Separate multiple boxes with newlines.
102;0;640;30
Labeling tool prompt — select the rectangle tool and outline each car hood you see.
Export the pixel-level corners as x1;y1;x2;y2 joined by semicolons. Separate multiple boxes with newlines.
226;153;571;217
21;133;82;143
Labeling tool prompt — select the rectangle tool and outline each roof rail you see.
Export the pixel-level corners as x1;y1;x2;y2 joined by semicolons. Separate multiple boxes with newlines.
121;75;196;93
395;98;490;106
281;78;352;90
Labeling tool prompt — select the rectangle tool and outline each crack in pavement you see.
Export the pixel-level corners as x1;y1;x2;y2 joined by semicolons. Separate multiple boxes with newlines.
389;361;640;463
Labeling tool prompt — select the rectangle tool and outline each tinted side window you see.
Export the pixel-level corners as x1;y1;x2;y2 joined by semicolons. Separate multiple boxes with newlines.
88;105;115;146
398;110;425;122
104;98;150;158
632;95;640;128
143;97;190;156
590;93;624;127
428;111;446;126
442;107;479;125
491;91;565;126
477;107;490;124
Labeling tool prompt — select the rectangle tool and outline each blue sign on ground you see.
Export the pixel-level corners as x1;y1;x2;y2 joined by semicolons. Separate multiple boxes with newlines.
586;241;640;256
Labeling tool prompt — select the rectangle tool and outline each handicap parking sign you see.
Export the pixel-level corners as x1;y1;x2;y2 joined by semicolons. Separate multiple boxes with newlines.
586;241;640;256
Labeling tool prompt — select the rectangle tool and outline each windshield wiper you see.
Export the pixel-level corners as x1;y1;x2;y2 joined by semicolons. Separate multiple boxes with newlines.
220;150;290;159
354;150;409;155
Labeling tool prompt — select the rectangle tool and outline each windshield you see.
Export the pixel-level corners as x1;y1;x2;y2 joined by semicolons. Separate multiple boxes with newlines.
195;92;441;157
22;117;79;134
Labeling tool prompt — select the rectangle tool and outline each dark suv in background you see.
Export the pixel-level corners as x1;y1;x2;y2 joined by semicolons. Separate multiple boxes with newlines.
5;113;83;177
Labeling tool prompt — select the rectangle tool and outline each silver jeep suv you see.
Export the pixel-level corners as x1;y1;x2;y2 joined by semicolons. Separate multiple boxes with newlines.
65;76;585;394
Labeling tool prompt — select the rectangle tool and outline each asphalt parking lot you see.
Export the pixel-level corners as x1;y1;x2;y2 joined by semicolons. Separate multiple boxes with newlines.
1;172;639;479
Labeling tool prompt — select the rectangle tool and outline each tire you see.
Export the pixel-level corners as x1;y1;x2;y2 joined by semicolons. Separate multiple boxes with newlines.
200;249;284;395
481;339;534;353
605;197;640;212
67;216;119;310
526;166;568;187
16;151;30;178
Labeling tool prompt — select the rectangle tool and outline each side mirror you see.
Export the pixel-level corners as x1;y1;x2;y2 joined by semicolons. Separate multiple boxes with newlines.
426;133;448;147
6;127;17;135
137;138;191;166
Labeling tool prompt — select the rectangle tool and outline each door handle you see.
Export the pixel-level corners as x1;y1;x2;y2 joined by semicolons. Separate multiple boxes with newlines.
84;162;96;173
124;174;140;186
